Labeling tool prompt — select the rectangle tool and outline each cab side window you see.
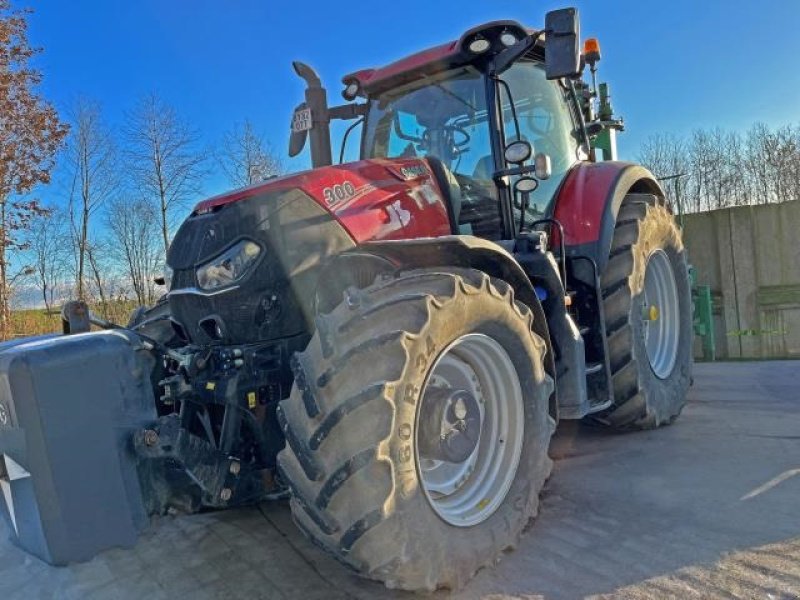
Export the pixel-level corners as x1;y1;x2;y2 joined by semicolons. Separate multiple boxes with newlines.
501;61;580;217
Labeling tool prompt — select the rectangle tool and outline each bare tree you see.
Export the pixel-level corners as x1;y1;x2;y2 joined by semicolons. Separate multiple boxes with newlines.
29;206;66;311
124;94;206;254
107;196;162;305
0;1;68;335
637;133;692;212
86;241;110;318
767;125;798;203
218;119;282;187
64;99;116;300
637;133;688;180
723;130;749;207
641;121;800;215
744;123;773;205
700;128;741;211
741;123;800;205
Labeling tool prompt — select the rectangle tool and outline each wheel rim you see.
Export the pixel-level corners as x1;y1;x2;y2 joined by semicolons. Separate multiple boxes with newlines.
642;249;680;379
415;333;524;527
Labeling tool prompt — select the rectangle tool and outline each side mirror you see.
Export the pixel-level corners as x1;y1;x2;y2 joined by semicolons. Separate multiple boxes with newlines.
544;7;581;80
504;140;533;164
288;102;311;157
515;177;539;194
534;153;552;180
513;177;538;213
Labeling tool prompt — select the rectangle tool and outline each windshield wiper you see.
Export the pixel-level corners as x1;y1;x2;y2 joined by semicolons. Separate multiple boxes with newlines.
420;75;477;115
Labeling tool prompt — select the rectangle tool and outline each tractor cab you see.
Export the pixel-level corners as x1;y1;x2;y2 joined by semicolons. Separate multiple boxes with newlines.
289;9;604;242
359;59;582;240
283;7;632;422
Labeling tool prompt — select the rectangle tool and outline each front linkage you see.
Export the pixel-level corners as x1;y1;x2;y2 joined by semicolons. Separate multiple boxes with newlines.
134;341;294;514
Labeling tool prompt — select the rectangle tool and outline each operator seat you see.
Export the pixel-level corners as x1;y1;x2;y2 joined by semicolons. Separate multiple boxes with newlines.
426;156;462;232
472;155;495;182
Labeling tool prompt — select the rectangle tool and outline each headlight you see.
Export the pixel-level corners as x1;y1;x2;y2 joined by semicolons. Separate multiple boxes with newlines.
500;32;518;47
196;240;261;291
467;36;490;54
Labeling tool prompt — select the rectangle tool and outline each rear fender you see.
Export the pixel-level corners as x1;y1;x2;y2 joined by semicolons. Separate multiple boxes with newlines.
321;236;558;419
552;162;665;271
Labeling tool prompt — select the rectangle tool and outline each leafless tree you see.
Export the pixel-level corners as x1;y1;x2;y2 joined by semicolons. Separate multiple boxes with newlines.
767;125;798;203
638;121;800;214
637;133;691;211
723;130;749;207
107;196;162;305
696;128;742;211
742;123;800;205
29;206;67;311
124;94;206;254
86;241;111;318
787;125;800;203
218;119;282;187
64;99;116;300
744;123;773;205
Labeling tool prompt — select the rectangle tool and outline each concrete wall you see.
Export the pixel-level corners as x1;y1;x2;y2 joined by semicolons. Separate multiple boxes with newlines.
683;200;800;359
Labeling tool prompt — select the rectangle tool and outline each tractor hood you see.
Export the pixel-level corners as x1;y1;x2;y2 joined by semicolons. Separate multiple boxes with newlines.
167;157;453;345
192;157;452;243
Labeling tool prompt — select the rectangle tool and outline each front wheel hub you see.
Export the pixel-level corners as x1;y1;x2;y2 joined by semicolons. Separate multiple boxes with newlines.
418;388;481;463
416;333;525;527
642;248;680;378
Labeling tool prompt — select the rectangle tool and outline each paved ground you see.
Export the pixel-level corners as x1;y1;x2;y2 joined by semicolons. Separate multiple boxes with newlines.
1;361;798;599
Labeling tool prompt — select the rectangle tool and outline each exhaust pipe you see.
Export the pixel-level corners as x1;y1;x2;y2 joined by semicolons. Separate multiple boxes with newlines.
289;61;333;168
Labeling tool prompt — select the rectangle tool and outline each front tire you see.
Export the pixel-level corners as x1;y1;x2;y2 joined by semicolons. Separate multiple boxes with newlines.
277;269;554;591
596;194;693;429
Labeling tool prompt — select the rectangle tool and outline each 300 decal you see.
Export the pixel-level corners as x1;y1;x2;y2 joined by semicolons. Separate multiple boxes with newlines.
322;181;356;205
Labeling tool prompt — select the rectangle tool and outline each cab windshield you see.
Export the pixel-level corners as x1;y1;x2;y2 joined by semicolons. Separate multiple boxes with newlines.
362;67;502;237
363;67;490;174
361;62;579;238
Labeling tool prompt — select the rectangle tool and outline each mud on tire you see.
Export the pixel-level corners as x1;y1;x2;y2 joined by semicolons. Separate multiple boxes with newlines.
277;269;554;591
595;193;693;430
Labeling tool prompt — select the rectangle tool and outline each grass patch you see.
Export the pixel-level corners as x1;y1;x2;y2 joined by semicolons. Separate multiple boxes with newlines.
9;301;139;338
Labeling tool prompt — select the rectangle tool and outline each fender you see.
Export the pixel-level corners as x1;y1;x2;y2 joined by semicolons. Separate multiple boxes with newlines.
551;161;665;271
319;235;559;419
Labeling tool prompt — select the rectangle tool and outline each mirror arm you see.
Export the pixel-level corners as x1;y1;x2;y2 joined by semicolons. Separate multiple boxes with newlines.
493;164;537;186
518;192;531;234
339;117;365;165
567;79;593;156
329;103;368;121
492;30;544;75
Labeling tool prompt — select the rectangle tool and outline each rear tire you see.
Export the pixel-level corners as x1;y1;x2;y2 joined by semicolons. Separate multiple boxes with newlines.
277;269;554;591
595;193;692;430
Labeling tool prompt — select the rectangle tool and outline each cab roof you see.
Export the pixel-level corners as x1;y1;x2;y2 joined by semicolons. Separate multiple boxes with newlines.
343;20;538;96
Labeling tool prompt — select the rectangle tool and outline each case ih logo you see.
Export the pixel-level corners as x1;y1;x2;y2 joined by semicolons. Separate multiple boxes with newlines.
400;164;428;180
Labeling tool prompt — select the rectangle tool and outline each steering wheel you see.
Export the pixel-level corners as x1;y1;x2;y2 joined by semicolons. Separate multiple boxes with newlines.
420;125;471;161
445;124;471;149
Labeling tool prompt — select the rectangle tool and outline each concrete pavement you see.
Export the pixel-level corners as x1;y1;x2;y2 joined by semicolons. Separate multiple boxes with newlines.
1;361;798;599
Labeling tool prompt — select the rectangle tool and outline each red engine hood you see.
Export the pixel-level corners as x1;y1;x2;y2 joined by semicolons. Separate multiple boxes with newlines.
193;158;452;243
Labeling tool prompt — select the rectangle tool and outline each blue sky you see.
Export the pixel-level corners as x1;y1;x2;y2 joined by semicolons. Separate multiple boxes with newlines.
26;0;800;197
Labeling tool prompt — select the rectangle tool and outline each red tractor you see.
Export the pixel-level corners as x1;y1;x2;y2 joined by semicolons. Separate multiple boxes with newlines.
0;7;691;592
